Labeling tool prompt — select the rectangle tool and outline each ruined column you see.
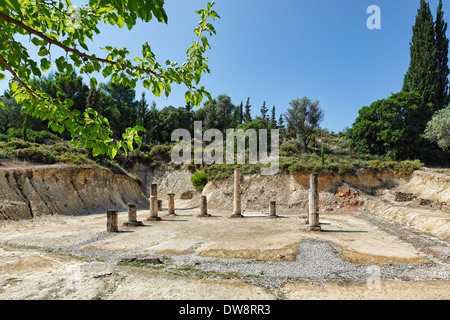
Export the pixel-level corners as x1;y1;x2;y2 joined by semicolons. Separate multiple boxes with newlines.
269;201;278;218
198;195;211;217
158;200;163;212
147;183;161;221
307;173;321;231
230;167;243;218
107;209;118;232
148;196;161;221
123;203;144;226
166;193;177;216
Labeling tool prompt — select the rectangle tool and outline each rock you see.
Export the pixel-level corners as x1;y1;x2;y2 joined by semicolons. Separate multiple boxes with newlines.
395;191;415;202
120;255;163;265
418;198;432;206
180;190;195;200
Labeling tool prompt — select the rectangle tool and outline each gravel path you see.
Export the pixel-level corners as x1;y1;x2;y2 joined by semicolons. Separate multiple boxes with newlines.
40;235;450;290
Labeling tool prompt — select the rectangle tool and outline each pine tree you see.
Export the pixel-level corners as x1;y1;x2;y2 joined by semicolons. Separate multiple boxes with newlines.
403;0;439;106
260;101;268;120
278;114;284;128
244;97;252;123
435;0;449;111
270;105;277;127
238;101;243;125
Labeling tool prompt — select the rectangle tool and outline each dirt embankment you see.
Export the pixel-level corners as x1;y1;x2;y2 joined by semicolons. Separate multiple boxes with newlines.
0;164;149;220
398;170;450;204
132;166;403;212
363;169;450;242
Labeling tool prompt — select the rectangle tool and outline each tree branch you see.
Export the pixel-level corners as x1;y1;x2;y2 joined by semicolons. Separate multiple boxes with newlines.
0;52;38;98
0;11;160;78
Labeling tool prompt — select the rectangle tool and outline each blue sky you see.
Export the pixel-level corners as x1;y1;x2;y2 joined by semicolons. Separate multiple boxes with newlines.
1;0;450;133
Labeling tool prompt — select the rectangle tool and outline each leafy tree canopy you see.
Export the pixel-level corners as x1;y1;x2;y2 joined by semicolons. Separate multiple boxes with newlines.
0;0;219;158
425;106;450;150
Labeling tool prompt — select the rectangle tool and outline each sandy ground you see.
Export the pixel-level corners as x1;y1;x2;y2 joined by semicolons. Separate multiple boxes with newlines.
0;202;449;300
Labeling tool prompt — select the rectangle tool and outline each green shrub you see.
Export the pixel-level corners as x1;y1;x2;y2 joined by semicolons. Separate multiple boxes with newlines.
190;171;209;191
149;144;172;159
368;160;385;171
4;139;33;150
338;162;356;175
395;160;424;175
204;164;234;180
280;140;298;157
6;128;60;144
18;147;57;164
49;144;73;155
57;152;96;166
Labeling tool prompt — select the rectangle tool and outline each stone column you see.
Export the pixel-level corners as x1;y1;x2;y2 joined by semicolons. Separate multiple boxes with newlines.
148;184;161;221
123;203;144;226
307;173;321;231
269;201;278;218
230;167;243;218
158;200;163;212
148;196;161;221
198;195;211;217
167;193;177;216
107;209;118;232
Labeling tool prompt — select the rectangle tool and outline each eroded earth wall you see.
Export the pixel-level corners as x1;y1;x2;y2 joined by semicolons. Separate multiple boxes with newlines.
0;165;149;220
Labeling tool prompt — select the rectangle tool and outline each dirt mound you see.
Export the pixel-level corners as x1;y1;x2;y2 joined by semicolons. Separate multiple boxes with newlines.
131;168;406;212
0;164;149;220
399;170;450;203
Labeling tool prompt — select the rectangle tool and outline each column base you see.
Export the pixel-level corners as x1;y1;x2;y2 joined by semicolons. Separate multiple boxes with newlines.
123;221;144;227
268;215;279;218
165;213;178;217
197;214;212;218
307;226;322;232
147;217;162;221
230;214;243;218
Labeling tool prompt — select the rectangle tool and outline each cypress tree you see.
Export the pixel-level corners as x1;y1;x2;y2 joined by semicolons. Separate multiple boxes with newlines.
244;97;252;123
403;0;439;106
238;101;243;125
260;101;268;120
270;105;277;127
435;0;449;111
278;114;284;128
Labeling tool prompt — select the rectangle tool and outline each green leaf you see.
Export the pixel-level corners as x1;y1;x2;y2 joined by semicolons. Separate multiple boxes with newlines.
9;81;18;93
50;122;60;133
40;58;51;72
92;146;102;157
31;37;46;46
0;100;5;110
134;136;142;149
38;46;50;57
0;73;5;81
65;99;74;108
3;0;22;17
55;57;66;72
90;77;98;88
70;139;80;149
109;146;118;159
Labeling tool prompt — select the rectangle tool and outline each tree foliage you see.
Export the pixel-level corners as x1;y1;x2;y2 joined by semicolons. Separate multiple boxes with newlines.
425;106;450;150
435;0;449;110
350;92;435;160
0;0;219;158
284;97;324;152
403;0;450;112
